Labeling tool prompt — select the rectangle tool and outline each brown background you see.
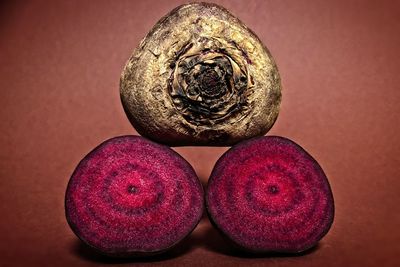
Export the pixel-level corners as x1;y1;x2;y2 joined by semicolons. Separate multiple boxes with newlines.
1;0;399;266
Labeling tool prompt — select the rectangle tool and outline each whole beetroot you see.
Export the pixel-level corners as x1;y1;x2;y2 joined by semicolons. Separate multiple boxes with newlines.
120;3;281;146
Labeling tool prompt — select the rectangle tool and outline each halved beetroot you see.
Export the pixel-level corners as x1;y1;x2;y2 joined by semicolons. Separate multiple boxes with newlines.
206;136;334;253
65;135;204;257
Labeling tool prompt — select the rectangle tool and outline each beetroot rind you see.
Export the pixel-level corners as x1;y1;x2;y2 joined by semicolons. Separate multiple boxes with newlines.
65;135;204;257
206;136;334;253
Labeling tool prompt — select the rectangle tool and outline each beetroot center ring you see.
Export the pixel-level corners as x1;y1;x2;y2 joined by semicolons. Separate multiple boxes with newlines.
206;136;334;253
65;136;204;256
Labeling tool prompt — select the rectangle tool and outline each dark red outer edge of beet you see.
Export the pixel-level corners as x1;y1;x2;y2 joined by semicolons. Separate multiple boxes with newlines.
65;135;205;258
205;135;335;254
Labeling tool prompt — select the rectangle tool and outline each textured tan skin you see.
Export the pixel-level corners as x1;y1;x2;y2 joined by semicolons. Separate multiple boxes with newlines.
120;2;281;146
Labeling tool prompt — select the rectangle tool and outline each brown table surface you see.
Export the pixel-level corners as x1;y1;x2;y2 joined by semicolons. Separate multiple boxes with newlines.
1;0;399;266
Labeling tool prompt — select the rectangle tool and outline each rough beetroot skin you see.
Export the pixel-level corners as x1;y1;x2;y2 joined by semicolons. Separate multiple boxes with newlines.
206;136;334;253
65;136;204;257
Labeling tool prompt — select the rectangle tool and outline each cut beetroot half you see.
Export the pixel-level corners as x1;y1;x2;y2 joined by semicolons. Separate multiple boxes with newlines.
206;136;334;253
65;135;204;257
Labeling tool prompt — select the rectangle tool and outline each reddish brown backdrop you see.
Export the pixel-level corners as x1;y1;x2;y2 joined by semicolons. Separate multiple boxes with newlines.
1;0;399;266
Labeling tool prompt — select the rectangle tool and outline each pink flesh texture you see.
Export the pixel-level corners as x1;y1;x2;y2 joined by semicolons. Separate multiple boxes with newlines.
65;136;204;256
206;136;334;253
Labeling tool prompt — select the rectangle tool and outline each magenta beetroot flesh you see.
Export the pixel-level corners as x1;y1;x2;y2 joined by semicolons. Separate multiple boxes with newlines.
206;136;334;253
65;136;204;257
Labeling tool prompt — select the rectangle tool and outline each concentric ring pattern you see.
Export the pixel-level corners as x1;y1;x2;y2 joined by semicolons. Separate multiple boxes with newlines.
168;36;253;126
65;136;204;255
206;136;334;253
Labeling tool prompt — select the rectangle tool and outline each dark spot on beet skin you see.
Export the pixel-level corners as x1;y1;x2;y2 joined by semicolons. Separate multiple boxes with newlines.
65;135;204;257
206;136;334;254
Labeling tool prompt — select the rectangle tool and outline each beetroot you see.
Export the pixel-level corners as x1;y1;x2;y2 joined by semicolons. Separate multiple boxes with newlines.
206;136;334;253
65;136;204;257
